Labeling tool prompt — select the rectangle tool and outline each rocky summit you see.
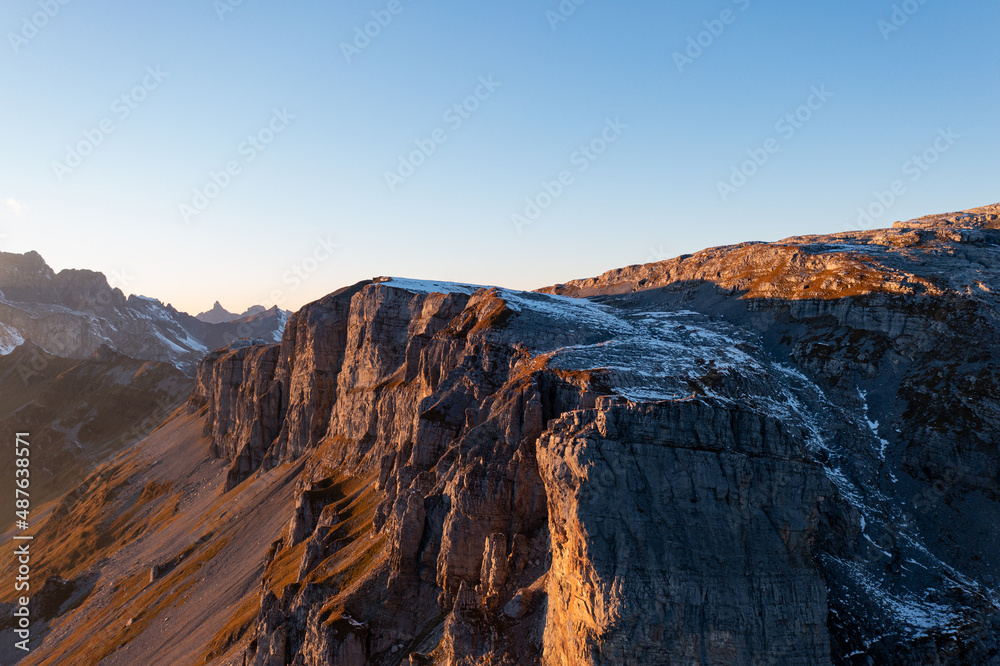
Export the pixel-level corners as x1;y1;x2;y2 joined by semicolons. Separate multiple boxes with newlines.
3;204;1000;665
196;302;284;326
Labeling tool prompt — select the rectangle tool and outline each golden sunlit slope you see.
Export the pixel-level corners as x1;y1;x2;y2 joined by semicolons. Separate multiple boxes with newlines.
0;410;299;666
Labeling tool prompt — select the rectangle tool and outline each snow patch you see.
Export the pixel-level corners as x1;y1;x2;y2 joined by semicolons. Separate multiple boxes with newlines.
272;309;289;343
858;388;890;459
379;277;485;296
177;329;209;354
154;330;195;357
381;277;630;335
0;322;24;355
496;289;629;332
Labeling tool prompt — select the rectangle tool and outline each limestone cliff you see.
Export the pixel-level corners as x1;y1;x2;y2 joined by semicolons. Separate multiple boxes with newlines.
182;241;998;663
10;205;1000;666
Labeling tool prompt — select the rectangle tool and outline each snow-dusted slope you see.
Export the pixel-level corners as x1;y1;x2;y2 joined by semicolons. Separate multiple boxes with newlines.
383;258;1000;663
0;321;23;355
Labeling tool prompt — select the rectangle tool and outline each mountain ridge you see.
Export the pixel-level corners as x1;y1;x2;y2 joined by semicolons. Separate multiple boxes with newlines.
196;301;293;325
0;251;288;375
4;203;1000;665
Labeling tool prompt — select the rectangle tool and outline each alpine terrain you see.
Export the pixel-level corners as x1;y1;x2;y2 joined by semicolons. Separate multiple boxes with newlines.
2;203;1000;665
0;251;288;376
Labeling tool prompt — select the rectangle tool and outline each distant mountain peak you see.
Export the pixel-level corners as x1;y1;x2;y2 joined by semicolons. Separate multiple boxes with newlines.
0;248;55;286
195;301;270;324
0;250;289;374
196;301;235;324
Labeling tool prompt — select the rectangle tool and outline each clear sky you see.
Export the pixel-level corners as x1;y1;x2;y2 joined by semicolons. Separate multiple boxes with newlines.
1;1;997;315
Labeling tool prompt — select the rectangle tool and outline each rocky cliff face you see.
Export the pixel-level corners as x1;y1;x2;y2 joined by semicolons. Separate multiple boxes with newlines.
180;237;1000;664
544;203;1000;664
0;251;288;375
11;205;1000;665
538;398;832;665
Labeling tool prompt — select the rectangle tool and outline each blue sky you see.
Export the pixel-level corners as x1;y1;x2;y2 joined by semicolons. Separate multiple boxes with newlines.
0;0;997;314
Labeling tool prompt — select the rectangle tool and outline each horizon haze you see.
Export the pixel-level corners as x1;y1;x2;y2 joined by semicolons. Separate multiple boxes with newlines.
1;1;997;313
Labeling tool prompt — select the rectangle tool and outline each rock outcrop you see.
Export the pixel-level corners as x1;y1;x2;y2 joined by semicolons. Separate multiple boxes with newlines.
538;398;832;665
192;338;284;490
195;206;1000;664
11;204;1000;665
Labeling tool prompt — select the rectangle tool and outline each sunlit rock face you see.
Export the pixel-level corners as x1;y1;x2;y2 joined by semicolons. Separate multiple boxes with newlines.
17;204;1000;666
194;202;1000;664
